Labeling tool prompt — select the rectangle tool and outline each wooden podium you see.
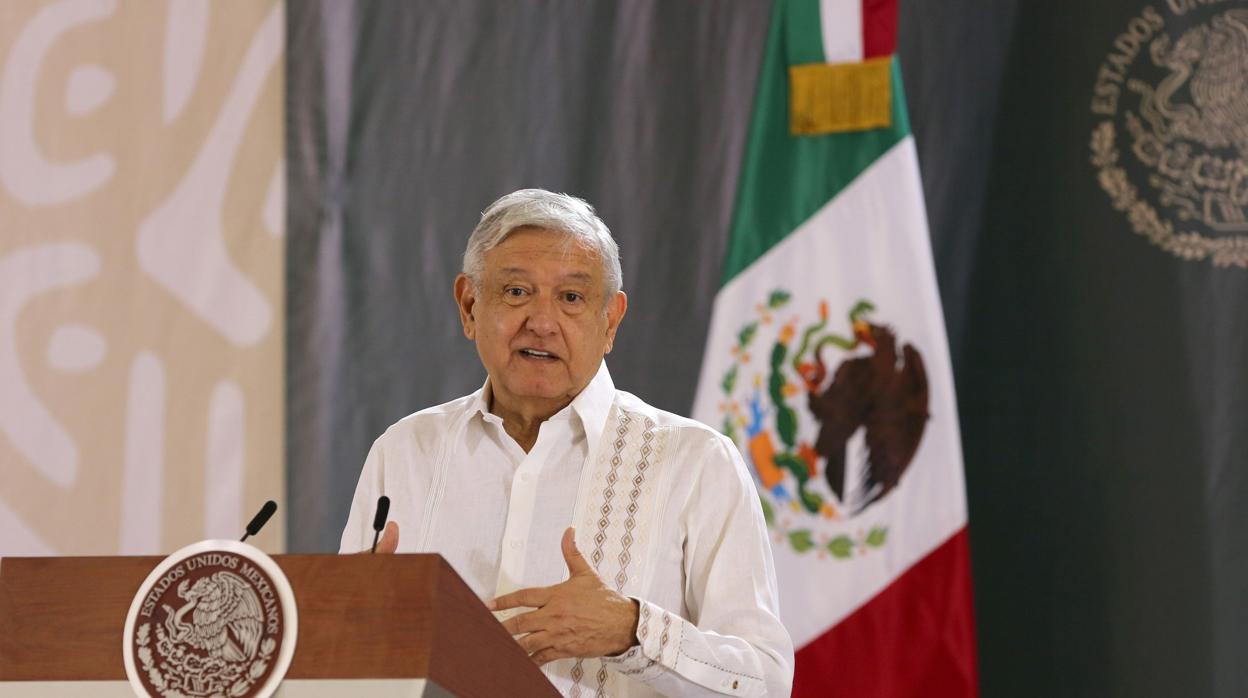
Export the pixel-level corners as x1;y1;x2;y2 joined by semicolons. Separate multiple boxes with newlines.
0;554;558;696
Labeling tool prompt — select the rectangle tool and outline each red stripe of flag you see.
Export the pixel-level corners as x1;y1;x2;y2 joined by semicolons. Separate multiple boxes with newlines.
861;0;898;58
793;528;979;697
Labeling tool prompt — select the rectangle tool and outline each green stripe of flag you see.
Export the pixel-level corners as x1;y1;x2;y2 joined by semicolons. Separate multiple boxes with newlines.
785;0;827;64
721;0;913;285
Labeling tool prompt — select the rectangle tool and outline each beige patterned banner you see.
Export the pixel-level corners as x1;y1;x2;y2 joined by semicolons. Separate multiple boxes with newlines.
0;0;284;555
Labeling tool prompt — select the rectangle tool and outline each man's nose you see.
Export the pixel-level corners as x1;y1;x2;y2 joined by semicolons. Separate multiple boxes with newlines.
523;294;559;335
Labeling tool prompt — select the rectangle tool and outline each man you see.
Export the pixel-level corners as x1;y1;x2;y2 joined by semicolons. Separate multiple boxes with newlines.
341;189;793;696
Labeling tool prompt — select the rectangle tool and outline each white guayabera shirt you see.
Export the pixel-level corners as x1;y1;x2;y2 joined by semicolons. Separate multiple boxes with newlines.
341;363;794;697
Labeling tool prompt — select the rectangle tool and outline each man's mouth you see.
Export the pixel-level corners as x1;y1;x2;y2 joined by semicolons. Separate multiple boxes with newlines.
518;348;559;361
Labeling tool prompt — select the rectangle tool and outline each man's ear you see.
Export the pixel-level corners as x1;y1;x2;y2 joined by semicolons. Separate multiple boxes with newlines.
603;291;628;354
454;274;478;340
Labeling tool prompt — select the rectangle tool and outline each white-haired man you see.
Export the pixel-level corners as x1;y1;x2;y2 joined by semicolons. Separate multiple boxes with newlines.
341;189;794;696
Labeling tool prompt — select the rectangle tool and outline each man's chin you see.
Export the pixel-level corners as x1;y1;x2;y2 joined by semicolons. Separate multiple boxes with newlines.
498;377;573;404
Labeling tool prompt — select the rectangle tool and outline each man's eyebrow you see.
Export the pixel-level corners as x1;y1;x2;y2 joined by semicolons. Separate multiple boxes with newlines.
494;268;594;284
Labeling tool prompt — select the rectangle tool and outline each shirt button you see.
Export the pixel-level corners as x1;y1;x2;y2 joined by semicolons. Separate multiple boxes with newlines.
520;472;532;482
511;540;524;550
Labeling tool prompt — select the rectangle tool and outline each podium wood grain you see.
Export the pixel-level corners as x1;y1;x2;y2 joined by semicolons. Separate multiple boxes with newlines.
0;554;558;697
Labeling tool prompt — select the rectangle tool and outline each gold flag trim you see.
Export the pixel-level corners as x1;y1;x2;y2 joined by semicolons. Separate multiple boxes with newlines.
789;56;892;135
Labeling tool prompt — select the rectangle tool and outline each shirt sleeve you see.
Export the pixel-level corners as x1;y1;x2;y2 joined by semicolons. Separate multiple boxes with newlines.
338;437;385;554
601;432;794;696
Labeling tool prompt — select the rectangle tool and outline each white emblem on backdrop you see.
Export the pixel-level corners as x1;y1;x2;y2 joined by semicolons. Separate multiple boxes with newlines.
0;0;284;556
0;243;99;487
136;4;280;347
1090;2;1248;268
0;0;118;206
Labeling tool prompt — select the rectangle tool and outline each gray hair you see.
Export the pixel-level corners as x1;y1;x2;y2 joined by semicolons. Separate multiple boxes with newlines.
462;189;623;298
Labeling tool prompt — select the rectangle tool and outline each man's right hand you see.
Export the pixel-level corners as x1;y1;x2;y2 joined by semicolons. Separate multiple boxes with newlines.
368;521;400;553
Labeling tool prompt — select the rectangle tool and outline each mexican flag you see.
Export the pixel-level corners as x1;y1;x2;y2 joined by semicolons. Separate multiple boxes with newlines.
690;0;978;694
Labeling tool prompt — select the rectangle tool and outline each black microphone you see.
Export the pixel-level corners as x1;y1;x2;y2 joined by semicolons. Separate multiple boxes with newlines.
240;500;278;542
371;495;391;553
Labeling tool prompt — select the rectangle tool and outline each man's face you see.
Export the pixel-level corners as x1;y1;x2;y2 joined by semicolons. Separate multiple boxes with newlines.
455;227;627;415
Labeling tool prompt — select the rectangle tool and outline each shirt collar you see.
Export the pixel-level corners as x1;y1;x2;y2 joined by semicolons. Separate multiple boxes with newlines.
468;361;616;453
467;379;494;423
567;361;615;461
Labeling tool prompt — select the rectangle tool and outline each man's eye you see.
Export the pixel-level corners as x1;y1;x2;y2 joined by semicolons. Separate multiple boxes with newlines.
505;287;527;297
562;292;583;303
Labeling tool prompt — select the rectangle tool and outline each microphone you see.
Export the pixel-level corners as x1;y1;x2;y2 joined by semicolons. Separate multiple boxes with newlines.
240;500;278;542
371;495;391;554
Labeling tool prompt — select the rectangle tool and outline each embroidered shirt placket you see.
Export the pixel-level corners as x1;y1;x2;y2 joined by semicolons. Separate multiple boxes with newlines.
571;411;633;697
596;417;657;697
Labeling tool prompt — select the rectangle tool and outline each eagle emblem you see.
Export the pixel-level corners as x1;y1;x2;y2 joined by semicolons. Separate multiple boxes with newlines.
1089;6;1248;267
163;572;265;664
718;290;929;558
124;542;294;698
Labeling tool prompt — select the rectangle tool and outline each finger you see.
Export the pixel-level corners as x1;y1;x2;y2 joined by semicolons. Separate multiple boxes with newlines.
501;608;547;636
531;648;572;665
375;521;400;554
561;527;593;576
517;630;555;655
489;586;553;611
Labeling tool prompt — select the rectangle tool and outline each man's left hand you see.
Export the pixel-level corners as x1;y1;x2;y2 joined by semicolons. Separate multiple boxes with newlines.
492;527;640;665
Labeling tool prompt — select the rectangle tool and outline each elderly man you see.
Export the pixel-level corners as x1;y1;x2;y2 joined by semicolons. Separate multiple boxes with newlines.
341;189;793;696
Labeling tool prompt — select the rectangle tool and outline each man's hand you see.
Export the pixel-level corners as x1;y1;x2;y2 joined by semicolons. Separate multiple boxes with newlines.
357;521;400;554
492;527;640;665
